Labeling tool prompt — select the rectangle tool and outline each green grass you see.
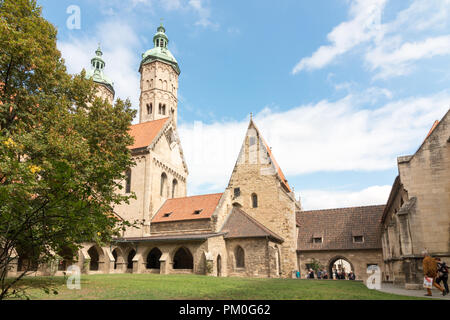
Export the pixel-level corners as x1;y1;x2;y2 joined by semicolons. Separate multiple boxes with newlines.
6;273;426;300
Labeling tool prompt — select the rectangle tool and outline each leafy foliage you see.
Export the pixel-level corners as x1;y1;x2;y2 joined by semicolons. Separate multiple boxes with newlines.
0;0;136;299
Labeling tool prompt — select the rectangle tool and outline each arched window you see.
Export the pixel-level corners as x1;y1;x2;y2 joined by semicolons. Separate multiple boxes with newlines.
160;173;167;197
235;246;245;268
88;246;100;271
251;193;258;208
173;247;193;269
125;170;131;194
146;248;162;269
112;249;118;270
127;249;136;269
146;103;152;115
172;179;178;198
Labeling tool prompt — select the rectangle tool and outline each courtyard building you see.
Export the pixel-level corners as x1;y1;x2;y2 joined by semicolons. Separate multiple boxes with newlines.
6;25;449;289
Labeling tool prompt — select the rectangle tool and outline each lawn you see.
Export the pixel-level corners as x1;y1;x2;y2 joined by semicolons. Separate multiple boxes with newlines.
6;273;425;300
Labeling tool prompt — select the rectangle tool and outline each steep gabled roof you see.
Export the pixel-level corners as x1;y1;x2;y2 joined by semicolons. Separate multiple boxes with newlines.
128;118;169;150
221;207;284;243
260;134;291;192
152;193;223;223
296;205;384;251
250;120;292;192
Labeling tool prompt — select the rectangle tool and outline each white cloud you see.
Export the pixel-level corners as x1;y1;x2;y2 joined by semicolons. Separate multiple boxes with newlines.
367;34;450;79
58;20;141;111
179;90;450;196
188;0;218;29
298;185;392;210
292;0;386;74
292;0;450;79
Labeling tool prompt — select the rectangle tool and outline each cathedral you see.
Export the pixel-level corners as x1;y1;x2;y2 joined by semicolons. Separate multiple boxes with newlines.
8;24;449;287
77;24;300;278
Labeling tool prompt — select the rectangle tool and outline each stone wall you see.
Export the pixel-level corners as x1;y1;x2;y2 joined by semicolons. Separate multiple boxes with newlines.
139;61;179;124
226;122;299;277
381;111;450;288
225;238;279;278
297;249;383;283
151;219;213;234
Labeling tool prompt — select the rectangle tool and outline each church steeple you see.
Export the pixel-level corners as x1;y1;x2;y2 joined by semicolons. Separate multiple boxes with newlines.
85;45;115;101
153;23;168;49
139;24;180;125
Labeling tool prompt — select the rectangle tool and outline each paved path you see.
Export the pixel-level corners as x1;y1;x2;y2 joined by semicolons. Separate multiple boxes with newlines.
379;283;450;300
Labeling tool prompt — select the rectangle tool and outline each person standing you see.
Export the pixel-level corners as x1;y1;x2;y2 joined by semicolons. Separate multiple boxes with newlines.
422;251;446;296
436;258;449;294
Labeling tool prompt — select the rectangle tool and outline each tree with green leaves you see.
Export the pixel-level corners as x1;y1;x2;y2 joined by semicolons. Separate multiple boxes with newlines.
0;0;136;299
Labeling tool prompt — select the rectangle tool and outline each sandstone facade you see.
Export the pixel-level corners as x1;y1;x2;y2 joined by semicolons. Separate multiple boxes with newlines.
381;110;450;289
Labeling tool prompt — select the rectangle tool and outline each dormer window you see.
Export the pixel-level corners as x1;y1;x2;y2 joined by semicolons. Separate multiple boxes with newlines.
193;210;203;215
313;237;323;244
163;212;172;218
353;236;364;243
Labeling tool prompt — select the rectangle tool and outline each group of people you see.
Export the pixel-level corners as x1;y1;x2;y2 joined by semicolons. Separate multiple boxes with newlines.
305;268;356;280
422;251;449;297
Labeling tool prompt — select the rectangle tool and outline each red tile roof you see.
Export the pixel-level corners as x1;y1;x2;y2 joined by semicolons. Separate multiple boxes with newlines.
296;205;385;251
426;120;439;138
152;193;223;223
261;136;291;192
221;207;284;243
251;120;291;192
128;118;169;150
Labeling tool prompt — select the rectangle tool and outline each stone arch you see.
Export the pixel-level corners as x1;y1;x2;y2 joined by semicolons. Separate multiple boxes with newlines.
57;246;75;271
16;247;38;272
87;245;104;271
126;249;136;270
232;202;242;209
146;247;162;269
327;255;354;279
111;247;125;271
234;245;245;269
173;247;193;269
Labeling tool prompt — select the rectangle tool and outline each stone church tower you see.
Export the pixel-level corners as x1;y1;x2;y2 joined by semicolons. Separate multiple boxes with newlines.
139;24;180;125
85;45;115;104
225;119;301;277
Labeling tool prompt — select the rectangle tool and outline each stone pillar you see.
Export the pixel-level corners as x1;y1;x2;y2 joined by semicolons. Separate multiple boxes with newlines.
132;253;142;274
204;252;214;276
159;253;170;275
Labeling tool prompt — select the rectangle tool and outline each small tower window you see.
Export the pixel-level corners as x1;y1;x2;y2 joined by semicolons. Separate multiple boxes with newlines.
125;170;131;193
172;179;178;198
147;103;152;115
234;188;240;198
251;193;258;208
235;246;245;268
160;172;167;197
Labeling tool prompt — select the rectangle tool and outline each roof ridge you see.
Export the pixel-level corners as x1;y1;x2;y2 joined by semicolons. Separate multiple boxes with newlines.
130;117;169;128
165;193;223;202
300;204;386;213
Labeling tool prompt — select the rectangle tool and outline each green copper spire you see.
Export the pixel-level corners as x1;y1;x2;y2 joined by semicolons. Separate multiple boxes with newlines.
141;23;180;74
85;44;115;94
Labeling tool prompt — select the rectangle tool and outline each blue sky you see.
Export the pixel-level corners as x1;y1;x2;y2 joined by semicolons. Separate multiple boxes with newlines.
38;0;450;209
